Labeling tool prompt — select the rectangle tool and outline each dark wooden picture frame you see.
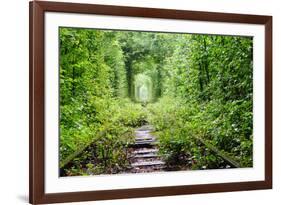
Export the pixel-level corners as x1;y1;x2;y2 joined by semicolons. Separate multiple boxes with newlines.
29;1;272;204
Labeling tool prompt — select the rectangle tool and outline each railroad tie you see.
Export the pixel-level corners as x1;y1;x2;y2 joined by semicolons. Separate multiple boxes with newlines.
129;125;165;173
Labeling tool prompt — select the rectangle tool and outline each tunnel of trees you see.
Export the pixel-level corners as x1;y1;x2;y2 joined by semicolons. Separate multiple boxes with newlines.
59;27;253;176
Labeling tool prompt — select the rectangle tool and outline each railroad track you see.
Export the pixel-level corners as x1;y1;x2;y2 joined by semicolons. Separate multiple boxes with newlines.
128;124;239;173
128;125;166;173
61;125;239;176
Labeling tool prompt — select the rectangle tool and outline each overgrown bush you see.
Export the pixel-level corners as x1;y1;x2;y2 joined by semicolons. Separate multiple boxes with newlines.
147;97;253;169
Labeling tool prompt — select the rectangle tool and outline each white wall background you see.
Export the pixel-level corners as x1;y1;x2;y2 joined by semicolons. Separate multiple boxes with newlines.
0;0;279;204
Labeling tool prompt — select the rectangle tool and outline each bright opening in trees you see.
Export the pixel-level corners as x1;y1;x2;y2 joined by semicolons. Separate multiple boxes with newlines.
134;74;153;102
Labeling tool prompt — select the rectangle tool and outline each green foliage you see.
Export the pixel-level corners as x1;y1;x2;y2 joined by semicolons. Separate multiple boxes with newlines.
147;96;253;169
148;34;253;168
59;28;143;172
60;27;253;175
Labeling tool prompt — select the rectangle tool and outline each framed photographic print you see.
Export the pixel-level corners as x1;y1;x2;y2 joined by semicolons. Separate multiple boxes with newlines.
29;1;272;204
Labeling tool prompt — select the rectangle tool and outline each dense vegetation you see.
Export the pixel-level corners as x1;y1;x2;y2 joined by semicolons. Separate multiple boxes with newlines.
59;27;253;176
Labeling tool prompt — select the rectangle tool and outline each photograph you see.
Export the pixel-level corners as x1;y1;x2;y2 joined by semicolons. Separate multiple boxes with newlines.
29;1;272;203
59;27;253;177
